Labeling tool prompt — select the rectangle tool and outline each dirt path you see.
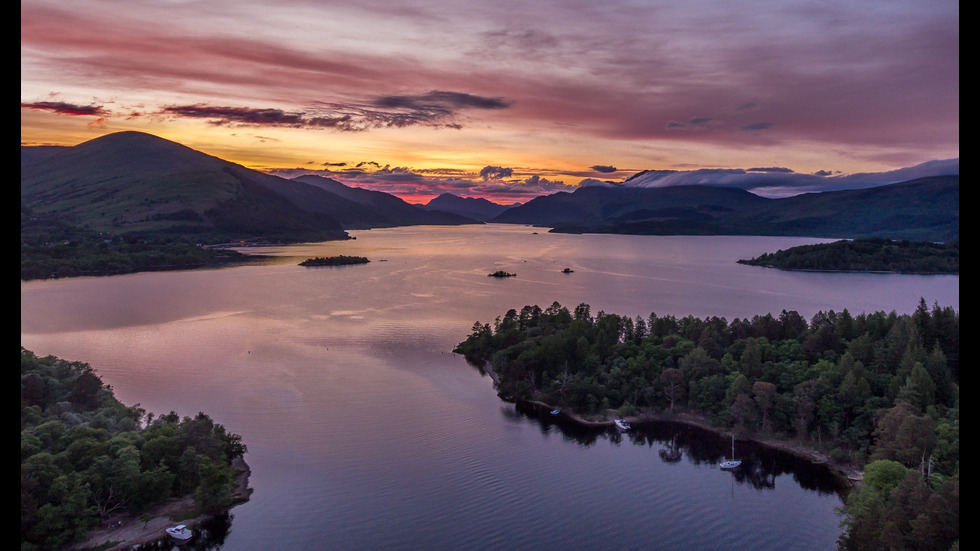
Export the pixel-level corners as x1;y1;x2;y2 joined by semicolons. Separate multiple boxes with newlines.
68;457;253;550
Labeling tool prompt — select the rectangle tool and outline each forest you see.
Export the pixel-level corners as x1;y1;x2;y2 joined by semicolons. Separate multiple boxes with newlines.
454;298;958;551
20;349;248;551
737;238;959;274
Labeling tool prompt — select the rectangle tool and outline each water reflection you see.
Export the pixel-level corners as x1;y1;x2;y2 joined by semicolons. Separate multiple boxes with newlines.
513;400;848;497
132;513;233;550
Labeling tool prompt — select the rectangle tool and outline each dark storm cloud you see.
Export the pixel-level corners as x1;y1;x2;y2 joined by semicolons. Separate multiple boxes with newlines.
747;167;794;173
590;165;618;173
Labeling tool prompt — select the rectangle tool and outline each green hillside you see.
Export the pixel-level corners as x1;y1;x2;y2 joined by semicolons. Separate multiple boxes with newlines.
21;132;348;240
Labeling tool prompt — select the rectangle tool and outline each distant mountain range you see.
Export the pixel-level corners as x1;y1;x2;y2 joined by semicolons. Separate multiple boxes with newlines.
588;158;959;197
421;193;518;222
495;175;958;242
20;132;479;242
21;131;958;243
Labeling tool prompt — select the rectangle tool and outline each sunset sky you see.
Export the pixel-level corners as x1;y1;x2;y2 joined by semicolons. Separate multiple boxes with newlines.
21;0;958;204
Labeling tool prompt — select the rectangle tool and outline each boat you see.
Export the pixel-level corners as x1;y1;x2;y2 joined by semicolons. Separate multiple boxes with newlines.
166;525;192;542
550;409;560;415
720;434;741;470
614;419;630;431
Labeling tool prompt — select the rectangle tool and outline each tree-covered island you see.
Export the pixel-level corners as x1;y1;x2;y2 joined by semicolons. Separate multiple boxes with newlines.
454;299;958;551
299;255;370;266
21;349;251;551
737;238;959;274
488;270;516;278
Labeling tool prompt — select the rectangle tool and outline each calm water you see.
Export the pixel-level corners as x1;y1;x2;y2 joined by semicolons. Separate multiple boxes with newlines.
21;225;958;550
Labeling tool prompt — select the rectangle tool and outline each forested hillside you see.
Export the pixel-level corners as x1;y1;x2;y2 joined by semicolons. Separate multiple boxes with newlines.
738;238;959;274
454;298;958;550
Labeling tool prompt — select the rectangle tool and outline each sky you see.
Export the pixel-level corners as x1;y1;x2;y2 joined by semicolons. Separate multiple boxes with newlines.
21;0;958;204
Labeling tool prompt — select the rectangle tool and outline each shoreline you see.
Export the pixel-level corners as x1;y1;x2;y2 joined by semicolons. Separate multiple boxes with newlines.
529;400;863;484
479;358;862;485
68;456;253;551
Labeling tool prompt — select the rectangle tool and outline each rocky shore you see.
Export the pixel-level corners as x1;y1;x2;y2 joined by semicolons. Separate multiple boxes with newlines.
67;456;253;551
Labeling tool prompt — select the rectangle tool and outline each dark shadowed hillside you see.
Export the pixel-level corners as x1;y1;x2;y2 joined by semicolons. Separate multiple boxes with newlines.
21;131;348;240
422;193;515;221
494;176;958;242
292;175;479;227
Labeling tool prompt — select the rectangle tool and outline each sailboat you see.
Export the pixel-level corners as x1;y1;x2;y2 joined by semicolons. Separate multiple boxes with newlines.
720;433;741;470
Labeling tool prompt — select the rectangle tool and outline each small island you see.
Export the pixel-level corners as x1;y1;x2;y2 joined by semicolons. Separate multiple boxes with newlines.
300;255;370;267
488;270;516;278
737;238;958;274
562;268;574;273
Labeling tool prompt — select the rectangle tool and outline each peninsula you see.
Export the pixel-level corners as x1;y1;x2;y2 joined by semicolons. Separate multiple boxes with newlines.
454;301;959;549
737;238;958;274
21;349;252;550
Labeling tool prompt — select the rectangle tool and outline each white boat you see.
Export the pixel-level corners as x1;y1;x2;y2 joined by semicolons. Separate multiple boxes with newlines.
720;433;741;470
614;419;630;431
166;525;192;542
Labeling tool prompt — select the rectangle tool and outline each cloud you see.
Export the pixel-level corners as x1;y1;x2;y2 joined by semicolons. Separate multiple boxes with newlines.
663;116;717;131
739;122;775;131
270;161;576;204
374;90;511;111
480;166;513;180
161;105;305;126
21;101;108;117
590;165;618;173
746;167;794;173
152;89;513;131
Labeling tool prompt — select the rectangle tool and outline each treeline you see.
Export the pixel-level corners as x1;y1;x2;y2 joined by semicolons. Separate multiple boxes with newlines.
454;299;958;550
737;238;959;274
21;349;247;551
21;205;254;280
299;255;370;266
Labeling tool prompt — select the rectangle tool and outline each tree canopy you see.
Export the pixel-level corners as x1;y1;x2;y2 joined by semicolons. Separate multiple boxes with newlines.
21;348;247;550
454;298;959;551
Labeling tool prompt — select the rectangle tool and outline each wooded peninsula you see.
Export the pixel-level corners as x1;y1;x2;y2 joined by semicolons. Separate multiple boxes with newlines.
737;238;959;274
454;299;958;551
20;349;250;551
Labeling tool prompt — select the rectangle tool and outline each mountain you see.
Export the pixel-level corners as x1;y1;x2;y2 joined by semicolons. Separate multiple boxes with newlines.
21;131;353;241
291;175;477;228
523;175;958;242
491;185;769;227
421;193;515;222
20;132;478;242
601;158;959;197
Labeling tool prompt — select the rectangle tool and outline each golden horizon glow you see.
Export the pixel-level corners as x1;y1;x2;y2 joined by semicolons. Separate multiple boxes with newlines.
22;0;958;203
